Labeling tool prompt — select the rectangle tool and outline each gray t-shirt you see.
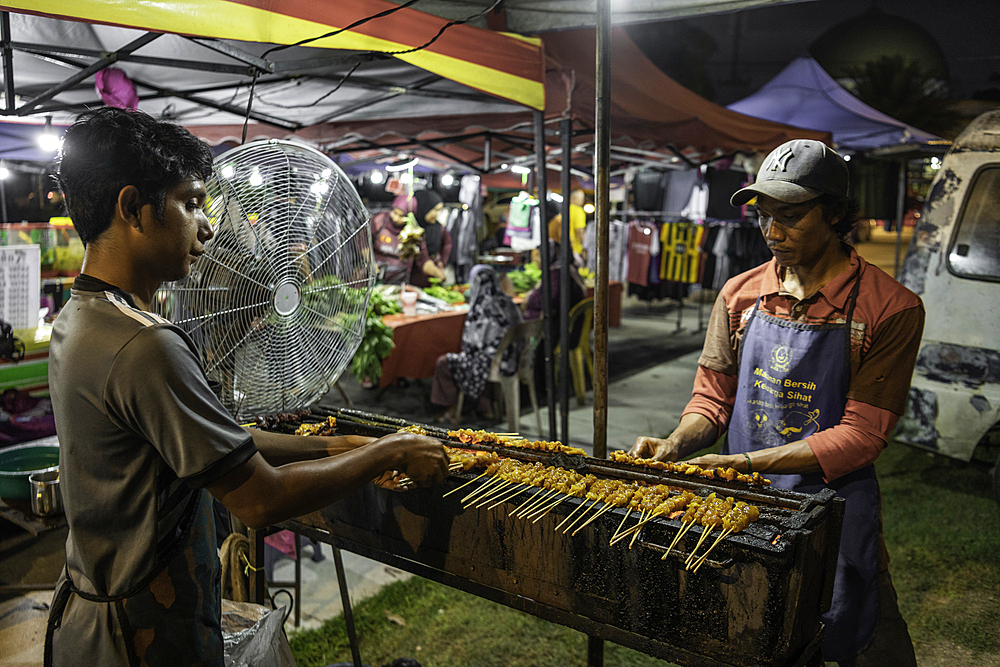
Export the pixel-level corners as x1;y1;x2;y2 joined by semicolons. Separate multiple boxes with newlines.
48;276;255;664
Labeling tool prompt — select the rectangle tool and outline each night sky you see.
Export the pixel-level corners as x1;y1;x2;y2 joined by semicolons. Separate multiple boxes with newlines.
625;0;1000;106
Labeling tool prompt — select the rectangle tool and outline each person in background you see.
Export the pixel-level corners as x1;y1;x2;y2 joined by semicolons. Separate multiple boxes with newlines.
47;108;449;667
524;240;586;396
370;193;445;285
410;189;453;287
631;139;921;666
430;265;521;424
547;189;587;266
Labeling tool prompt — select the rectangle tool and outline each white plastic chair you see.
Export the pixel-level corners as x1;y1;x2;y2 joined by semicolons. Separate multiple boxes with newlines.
456;319;546;438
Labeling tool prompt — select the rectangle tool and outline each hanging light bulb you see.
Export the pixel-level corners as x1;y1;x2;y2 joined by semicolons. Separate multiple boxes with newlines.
370;169;385;184
0;162;9;180
440;173;454;187
38;117;62;152
248;166;264;187
220;164;235;179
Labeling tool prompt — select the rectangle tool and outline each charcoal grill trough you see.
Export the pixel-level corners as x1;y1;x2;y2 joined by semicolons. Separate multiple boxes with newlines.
252;407;843;667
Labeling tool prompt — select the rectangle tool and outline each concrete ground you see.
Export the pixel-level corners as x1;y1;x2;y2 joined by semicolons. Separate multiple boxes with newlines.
0;229;908;662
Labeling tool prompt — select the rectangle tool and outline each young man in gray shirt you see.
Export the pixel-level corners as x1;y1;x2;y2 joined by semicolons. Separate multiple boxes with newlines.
46;107;448;667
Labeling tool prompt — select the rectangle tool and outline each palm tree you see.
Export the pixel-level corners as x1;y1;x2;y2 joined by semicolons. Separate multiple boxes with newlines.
841;56;963;138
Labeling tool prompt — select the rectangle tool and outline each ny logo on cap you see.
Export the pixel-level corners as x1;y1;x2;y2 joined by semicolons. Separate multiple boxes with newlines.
766;145;796;172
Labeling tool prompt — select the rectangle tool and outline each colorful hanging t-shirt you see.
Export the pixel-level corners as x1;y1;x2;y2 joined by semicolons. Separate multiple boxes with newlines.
659;221;704;283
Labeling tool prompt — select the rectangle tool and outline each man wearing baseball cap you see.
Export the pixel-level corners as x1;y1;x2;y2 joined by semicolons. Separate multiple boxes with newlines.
632;139;922;665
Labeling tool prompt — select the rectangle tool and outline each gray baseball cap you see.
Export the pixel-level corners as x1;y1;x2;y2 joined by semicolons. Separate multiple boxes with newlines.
731;139;849;206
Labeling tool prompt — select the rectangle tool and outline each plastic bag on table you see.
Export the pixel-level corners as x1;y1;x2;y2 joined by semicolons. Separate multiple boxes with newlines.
222;600;296;667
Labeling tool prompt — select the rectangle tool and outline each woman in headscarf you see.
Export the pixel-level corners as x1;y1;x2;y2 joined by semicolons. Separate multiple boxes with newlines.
409;189;453;287
370;193;446;285
431;265;522;424
523;240;586;397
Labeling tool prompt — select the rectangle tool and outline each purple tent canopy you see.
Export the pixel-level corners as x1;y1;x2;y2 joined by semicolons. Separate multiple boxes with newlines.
727;57;941;152
0;121;65;162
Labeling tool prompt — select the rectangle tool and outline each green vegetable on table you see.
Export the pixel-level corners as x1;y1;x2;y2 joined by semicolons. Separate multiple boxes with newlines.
507;262;542;294
350;296;396;385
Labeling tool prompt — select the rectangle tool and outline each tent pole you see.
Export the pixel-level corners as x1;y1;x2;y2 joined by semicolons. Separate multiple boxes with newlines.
894;159;906;278
534;111;557;440
559;117;572;444
588;2;611;666
1;13;14;114
593;0;611;462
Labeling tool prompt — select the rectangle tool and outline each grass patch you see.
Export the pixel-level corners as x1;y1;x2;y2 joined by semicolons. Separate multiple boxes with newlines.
289;576;679;667
289;439;1000;666
876;441;1000;655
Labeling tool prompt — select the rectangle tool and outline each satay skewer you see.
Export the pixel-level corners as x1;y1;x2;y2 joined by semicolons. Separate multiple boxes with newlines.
510;487;547;516
572;502;615;535
610;509;646;546
520;488;559;518
462;475;506;505
692;527;733;573
471;479;516;508
555;499;589;531
442;470;488;497
562;498;600;533
611;508;632;542
483;482;529;509
530;494;569;522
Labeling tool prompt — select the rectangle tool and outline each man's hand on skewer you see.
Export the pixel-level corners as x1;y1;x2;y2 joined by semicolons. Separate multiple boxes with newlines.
373;432;450;488
631;413;719;462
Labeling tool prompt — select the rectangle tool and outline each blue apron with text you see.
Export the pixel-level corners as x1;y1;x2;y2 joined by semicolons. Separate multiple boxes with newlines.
726;275;880;662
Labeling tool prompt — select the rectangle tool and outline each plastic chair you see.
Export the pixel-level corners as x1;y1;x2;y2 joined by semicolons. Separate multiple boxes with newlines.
555;297;594;406
456;319;546;437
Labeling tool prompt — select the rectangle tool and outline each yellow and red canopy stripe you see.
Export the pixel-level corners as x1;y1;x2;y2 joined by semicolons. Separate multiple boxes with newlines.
1;0;545;110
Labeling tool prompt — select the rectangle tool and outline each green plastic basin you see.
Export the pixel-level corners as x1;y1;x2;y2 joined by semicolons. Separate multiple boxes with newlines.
0;441;59;501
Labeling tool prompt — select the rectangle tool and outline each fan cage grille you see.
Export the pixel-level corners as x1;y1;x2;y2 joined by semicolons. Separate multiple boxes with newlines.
154;140;376;421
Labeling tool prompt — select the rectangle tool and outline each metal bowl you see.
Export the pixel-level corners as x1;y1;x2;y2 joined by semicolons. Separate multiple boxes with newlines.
0;439;59;501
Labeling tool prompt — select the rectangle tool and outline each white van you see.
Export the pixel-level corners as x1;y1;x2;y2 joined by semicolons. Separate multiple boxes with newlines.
894;109;1000;499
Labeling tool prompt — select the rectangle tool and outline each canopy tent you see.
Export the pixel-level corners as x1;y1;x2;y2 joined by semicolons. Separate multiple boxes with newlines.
383;0;803;33
0;0;545;131
192;27;829;178
726;56;943;152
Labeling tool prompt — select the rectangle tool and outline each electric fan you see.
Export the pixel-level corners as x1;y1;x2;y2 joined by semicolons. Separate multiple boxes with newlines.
154;139;377;422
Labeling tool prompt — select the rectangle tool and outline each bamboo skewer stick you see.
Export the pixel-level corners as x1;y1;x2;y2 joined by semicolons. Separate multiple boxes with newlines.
609;509;646;546
510;487;546;516
462;476;506;505
519;488;558;518
563;498;600;534
685;525;715;568
661;520;696;560
525;490;562;519
611;508;632;542
530;493;569;522
693;527;732;573
443;471;488;497
470;479;514;508
572;502;614;536
630;510;663;549
555;499;588;531
487;483;532;510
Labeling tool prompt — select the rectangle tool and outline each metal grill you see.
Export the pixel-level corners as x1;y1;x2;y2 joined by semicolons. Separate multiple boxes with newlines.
266;407;843;667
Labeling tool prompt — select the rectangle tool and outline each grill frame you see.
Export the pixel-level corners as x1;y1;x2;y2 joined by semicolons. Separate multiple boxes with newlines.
266;407;844;667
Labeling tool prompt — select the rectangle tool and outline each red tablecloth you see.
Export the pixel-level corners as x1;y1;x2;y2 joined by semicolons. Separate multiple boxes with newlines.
379;307;470;388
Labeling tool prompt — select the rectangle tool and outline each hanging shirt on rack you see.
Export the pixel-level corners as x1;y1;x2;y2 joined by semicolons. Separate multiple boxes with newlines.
681;180;709;221
626;221;656;287
659;221;704;284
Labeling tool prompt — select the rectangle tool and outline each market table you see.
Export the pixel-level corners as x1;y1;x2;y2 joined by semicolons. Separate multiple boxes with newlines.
378;306;470;388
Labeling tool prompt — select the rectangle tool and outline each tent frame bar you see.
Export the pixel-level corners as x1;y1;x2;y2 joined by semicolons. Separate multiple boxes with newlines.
185;36;273;73
15;31;161;116
12;41;259;76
